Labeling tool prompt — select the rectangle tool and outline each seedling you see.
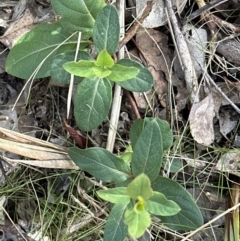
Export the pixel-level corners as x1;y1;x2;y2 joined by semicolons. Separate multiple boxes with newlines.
68;118;203;240
5;1;203;240
6;3;153;131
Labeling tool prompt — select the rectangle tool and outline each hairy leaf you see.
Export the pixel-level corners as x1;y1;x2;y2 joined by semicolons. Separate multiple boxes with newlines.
117;59;153;92
52;0;105;33
130;118;173;151
92;66;111;78
93;5;120;55
108;64;139;82
97;187;130;204
6;23;77;79
131;119;163;181
152;176;203;231
104;203;128;241
127;174;153;200
146;191;181;216
50;50;92;84
68;147;130;183
74;77;112;131
63;60;96;78
124;208;151;239
95;49;114;67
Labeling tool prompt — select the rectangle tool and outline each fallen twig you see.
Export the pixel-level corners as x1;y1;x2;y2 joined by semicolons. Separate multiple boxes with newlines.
125;90;141;119
182;202;240;241
199;65;240;114
165;0;199;103
185;0;228;23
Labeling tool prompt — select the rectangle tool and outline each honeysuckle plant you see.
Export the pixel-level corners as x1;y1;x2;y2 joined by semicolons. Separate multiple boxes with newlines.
5;1;204;240
68;118;203;240
62;4;153;131
6;2;153;131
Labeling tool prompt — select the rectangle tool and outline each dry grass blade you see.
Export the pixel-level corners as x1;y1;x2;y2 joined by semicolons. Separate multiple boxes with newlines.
182;202;240;241
0;127;78;169
106;0;125;152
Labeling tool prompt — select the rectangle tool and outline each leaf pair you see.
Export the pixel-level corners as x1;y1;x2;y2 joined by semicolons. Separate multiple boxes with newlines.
97;174;181;239
62;6;139;82
62;5;153;131
63;49;139;81
68;118;204;241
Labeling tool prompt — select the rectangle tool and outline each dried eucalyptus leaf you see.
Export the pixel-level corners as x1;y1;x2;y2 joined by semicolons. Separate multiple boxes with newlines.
136;0;187;28
216;150;240;177
217;39;240;65
189;94;215;146
219;109;237;137
174;25;208;79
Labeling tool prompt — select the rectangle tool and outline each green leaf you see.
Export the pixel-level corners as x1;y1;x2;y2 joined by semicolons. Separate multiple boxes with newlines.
152;176;203;231
92;66;111;78
119;145;133;164
127;174;153;200
103;203;128;241
93;5;120;55
51;0;105;33
50;51;92;84
108;64;139;82
130;118;173;151
146;191;181;216
131;119;163;181
163;158;183;173
124;208;151;239
95;50;114;67
6;22;77;79
74;77;112;131
63;60;96;78
116;59;153;92
129;119;148;149
97;187;130;204
68;147;130;183
156;119;173;151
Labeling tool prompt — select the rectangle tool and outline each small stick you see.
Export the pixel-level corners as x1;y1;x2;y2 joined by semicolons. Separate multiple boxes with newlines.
185;0;228;23
195;0;240;35
118;1;153;50
165;0;199;103
199;65;240;114
182;202;240;241
125;90;141;119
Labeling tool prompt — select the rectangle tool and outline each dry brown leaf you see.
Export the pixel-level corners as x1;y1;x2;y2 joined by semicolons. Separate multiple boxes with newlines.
216;150;240;177
219;108;237;138
212;82;240;113
0;7;36;47
0;127;78;169
189;94;215;146
132;92;149;109
136;28;187;107
136;0;187;28
174;24;207;79
224;77;240;93
217;39;240;66
0;0;54;48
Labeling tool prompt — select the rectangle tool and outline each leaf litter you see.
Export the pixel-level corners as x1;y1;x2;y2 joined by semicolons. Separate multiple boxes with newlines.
0;0;240;240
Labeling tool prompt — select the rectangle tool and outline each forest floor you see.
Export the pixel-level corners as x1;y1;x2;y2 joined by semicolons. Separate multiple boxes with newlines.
0;0;240;240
